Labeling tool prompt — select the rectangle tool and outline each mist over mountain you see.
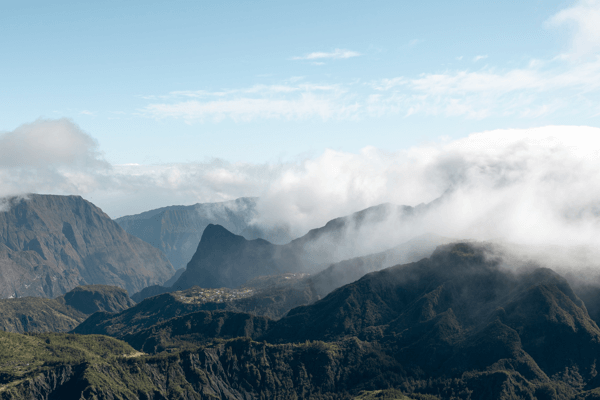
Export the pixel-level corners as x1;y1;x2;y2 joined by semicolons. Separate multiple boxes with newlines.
0;194;175;298
142;203;419;294
115;197;293;272
63;242;600;399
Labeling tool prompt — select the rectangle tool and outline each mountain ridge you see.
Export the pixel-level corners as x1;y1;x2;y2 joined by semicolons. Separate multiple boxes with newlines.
0;194;175;298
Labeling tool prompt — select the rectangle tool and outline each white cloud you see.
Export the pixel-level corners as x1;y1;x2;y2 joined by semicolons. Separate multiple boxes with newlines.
4;121;600;266
547;0;600;58
292;48;361;60
142;83;360;122
0;119;111;200
367;56;600;119
0;118;106;169
473;55;488;62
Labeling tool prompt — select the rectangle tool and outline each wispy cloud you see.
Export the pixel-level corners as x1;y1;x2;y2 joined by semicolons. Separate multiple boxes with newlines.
546;0;600;58
141;0;600;126
142;83;360;122
368;56;600;119
142;54;600;123
292;48;361;60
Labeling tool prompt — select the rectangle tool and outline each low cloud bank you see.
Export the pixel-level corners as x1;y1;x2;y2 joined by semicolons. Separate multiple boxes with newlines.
1;120;600;263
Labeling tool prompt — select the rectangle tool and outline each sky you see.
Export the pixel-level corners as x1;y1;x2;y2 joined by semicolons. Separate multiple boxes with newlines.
3;0;600;245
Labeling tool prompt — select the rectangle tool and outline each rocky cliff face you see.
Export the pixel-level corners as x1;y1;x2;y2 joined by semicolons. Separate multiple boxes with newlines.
0;194;175;298
115;197;293;271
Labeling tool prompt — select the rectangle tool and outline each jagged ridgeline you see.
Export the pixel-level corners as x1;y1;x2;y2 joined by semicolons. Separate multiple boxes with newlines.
114;197;294;272
59;242;600;399
133;203;435;301
0;194;175;298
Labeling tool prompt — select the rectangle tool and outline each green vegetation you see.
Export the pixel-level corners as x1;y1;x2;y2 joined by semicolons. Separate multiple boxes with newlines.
354;390;438;400
6;242;600;398
0;284;136;334
0;297;87;333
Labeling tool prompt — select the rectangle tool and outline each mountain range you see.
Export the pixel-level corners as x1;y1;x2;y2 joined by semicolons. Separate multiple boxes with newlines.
5;193;600;398
115;197;293;271
5;242;600;399
133;202;425;300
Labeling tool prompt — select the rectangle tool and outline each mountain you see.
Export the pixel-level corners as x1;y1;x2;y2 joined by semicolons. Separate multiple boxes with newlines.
130;233;452;313
304;232;455;299
0;285;135;333
60;242;600;399
0;194;175;298
166;203;420;291
115;197;293;271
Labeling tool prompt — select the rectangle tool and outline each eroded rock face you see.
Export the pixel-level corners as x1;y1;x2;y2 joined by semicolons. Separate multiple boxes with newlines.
0;194;175;298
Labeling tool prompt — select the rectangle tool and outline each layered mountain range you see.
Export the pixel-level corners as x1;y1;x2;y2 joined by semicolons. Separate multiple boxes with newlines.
0;194;175;298
133;202;425;300
5;193;600;398
5;242;600;399
115;197;293;271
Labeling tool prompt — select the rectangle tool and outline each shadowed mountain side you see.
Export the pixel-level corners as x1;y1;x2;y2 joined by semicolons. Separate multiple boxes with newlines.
61;284;136;315
305;233;455;299
170;203;423;291
0;285;136;333
124;310;271;353
172;224;303;290
132;232;452;305
39;243;600;400
115;197;293;271
265;243;597;343
71;242;600;399
0;194;175;298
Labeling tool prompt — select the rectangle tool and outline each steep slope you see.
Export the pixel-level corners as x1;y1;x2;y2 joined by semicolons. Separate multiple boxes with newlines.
168;203;419;291
115;197;292;271
0;285;135;333
0;194;175;298
172;224;303;290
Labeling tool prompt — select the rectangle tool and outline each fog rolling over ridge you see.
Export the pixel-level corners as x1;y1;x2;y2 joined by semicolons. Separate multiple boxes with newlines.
2;121;600;281
245;127;600;278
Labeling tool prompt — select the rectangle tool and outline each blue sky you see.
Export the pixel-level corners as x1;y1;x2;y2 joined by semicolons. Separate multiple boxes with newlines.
4;0;600;230
3;0;591;165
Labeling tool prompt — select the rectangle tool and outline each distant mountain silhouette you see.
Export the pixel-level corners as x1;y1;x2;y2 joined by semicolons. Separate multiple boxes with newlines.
0;194;175;298
167;203;421;291
115;197;293;271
